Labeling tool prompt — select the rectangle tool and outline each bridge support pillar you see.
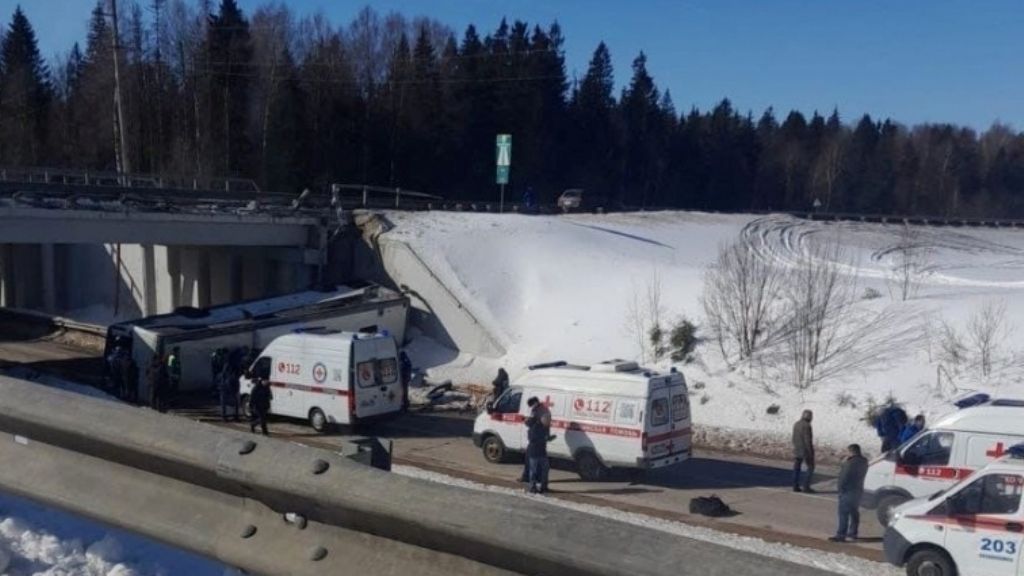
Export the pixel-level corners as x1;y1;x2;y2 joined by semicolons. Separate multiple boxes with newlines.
141;244;157;316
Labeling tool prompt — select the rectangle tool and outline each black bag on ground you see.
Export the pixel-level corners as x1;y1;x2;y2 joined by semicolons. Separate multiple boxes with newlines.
689;495;733;517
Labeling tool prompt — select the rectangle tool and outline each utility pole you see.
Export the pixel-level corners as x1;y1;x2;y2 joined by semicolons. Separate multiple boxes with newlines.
110;0;131;180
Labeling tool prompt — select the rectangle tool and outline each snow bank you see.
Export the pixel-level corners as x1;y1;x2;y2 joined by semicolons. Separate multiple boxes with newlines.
392;464;898;576
0;491;232;576
388;211;1024;457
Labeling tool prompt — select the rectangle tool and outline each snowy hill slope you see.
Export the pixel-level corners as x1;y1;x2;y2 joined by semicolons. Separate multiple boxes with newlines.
386;210;1024;457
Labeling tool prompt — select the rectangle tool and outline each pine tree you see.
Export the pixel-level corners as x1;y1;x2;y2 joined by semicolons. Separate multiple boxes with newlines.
0;6;52;165
204;0;253;177
620;52;660;207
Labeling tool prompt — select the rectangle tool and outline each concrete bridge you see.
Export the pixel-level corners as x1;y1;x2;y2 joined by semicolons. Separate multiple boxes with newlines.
0;181;339;320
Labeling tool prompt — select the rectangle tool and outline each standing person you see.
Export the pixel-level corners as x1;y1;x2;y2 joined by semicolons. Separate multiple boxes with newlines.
107;346;125;395
399;350;412;410
525;397;552;494
218;363;240;422
120;354;138;404
249;379;273;436
147;355;166;412
519;396;550;483
210;348;226;396
491;368;509;399
167;347;181;395
792;409;815;493
898;414;925;445
829;444;869;543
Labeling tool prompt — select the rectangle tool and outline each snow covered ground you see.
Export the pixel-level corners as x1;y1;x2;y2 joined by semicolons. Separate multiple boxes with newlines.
0;491;231;576
392;464;899;576
386;210;1024;458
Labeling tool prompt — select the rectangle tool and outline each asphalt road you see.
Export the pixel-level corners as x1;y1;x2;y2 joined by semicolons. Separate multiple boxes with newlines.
0;330;886;563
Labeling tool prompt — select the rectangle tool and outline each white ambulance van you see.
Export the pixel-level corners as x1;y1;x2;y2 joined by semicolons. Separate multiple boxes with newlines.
863;399;1024;526
239;330;403;432
883;443;1024;576
471;360;692;481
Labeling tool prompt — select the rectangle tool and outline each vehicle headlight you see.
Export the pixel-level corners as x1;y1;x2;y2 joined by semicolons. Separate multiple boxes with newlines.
888;510;904;527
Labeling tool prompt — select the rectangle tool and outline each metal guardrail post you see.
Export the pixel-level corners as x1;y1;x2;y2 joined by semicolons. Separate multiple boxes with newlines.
395;188;401;208
363;186;368;207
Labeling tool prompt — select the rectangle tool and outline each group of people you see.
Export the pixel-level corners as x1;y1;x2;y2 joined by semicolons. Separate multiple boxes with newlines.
791;405;925;543
210;346;272;435
875;404;925;453
792;410;868;543
144;347;180;412
107;343;180;410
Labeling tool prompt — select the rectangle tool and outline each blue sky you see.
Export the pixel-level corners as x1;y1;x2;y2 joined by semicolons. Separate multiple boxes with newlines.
5;0;1022;130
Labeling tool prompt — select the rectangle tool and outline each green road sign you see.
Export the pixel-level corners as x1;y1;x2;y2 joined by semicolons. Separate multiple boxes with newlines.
496;134;511;185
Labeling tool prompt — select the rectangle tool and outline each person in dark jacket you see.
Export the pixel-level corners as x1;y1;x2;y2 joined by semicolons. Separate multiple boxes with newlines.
167;347;181;395
792;410;815;493
492;368;509;398
898;414;925;445
829;444;869;542
120;355;138;404
399;350;413;410
219;363;241;422
519;396;550;483
525;397;553;494
147;355;168;412
249;379;273;436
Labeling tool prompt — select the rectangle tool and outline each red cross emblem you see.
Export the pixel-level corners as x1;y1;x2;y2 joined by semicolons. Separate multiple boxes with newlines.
987;442;1006;458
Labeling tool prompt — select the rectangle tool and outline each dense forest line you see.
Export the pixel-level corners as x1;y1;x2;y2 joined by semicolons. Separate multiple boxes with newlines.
1;0;1022;215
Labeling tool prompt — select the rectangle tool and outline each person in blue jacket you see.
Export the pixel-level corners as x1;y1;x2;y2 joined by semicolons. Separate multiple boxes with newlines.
898;414;925;445
875;405;907;453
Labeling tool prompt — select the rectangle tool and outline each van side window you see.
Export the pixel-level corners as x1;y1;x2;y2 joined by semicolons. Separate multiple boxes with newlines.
494;390;522;414
650;398;669;427
901;431;954;466
252;356;272;380
943;474;1023;516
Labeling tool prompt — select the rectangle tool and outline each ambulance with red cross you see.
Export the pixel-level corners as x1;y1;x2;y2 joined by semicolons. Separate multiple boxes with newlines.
472;359;692;481
863;400;1024;526
240;330;403;432
883;443;1024;576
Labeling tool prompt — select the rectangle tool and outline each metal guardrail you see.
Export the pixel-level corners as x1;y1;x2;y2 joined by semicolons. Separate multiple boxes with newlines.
0;376;831;576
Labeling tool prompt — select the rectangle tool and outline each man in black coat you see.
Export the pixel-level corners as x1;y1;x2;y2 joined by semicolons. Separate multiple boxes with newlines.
249;379;273;436
525;397;553;494
829;444;869;542
792;409;815;493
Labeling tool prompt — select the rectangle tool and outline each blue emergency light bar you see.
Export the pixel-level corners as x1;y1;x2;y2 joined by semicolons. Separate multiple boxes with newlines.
953;393;991;409
1007;444;1024;459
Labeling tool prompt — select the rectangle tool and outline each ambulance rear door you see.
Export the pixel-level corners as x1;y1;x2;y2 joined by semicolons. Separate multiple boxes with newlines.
644;381;674;460
351;336;403;418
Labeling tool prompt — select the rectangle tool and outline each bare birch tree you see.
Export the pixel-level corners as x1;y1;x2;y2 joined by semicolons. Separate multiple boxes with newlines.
888;224;932;301
967;300;1009;377
702;241;784;361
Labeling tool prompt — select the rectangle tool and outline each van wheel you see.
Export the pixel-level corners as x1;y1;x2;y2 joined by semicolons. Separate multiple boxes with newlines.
481;435;508;464
877;494;909;526
906;548;957;576
576;452;609;482
239;395;252;419
309;408;330;433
